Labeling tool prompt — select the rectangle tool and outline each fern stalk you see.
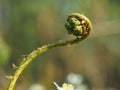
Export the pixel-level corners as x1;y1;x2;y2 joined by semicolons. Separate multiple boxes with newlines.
7;13;92;90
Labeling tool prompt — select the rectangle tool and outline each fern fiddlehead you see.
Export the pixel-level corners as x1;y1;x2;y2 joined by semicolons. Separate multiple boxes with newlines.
7;13;92;90
65;13;92;38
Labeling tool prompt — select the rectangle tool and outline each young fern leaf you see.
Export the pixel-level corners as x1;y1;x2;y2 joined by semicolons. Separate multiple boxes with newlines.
65;13;92;38
7;13;92;90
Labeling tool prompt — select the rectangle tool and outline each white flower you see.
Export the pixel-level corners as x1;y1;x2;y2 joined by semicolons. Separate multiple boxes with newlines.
54;82;74;90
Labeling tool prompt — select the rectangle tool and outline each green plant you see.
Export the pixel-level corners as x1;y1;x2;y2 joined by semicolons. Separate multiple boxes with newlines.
7;13;92;90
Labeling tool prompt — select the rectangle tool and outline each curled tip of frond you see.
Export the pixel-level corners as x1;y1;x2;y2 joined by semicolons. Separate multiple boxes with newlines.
65;13;92;39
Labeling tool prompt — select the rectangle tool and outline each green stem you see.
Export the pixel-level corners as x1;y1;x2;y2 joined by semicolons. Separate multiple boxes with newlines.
7;37;86;90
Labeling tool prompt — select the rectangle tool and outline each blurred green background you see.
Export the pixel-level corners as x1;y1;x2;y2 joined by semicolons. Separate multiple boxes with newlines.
0;0;120;90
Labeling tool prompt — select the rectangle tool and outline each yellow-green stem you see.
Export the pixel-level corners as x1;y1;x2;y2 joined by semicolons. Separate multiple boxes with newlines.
7;12;92;90
7;37;86;90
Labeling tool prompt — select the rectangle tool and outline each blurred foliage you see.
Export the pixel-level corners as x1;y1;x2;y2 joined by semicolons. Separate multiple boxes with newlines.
0;0;120;90
0;34;10;66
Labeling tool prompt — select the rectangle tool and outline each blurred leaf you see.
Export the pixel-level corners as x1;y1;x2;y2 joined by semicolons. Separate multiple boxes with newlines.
0;35;10;66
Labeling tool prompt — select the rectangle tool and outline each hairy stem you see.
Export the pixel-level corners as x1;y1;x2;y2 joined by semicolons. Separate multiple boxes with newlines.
7;37;86;90
7;12;92;90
